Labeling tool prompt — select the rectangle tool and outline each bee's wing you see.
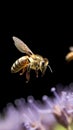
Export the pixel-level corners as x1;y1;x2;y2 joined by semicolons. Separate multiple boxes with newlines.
12;36;33;56
69;46;73;52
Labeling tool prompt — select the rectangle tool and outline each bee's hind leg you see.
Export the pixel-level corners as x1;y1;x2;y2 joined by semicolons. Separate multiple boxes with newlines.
19;69;26;75
26;66;30;83
35;70;39;78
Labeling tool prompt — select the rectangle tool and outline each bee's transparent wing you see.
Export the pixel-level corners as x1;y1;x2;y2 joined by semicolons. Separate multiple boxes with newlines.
12;36;33;55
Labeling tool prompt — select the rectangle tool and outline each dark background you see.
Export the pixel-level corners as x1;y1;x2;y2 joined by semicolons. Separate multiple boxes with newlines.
0;2;73;111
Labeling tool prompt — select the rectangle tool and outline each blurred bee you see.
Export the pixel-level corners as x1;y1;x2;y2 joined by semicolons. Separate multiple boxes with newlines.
11;36;52;82
65;46;73;62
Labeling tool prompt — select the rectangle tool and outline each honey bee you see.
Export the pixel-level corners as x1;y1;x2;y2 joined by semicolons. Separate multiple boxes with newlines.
11;36;52;82
65;46;73;62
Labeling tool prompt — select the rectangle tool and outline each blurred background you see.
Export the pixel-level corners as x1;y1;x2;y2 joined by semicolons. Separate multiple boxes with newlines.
0;2;73;112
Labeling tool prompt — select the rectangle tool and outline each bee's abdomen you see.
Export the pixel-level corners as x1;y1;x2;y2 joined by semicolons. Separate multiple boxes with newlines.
11;56;29;73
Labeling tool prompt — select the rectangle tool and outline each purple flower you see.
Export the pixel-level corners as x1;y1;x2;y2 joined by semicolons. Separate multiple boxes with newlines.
0;83;73;130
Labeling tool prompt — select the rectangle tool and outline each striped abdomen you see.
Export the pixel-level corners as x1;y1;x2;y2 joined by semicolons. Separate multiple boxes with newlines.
11;56;29;73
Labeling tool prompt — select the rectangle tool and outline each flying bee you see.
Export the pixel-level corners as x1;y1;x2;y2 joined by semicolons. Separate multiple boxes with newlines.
11;36;52;82
65;46;73;62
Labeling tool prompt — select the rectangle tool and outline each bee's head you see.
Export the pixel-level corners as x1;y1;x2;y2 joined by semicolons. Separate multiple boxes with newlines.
43;58;49;66
40;58;48;74
40;58;52;74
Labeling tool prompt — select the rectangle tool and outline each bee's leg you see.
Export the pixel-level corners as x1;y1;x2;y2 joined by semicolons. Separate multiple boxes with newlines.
26;66;30;83
26;71;30;83
41;71;46;77
19;68;26;75
41;68;46;77
35;70;39;78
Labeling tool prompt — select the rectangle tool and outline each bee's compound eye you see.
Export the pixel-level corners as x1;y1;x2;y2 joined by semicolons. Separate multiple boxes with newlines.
42;61;45;66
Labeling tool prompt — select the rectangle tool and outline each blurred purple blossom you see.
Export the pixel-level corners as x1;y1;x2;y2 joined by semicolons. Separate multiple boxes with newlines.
0;83;73;130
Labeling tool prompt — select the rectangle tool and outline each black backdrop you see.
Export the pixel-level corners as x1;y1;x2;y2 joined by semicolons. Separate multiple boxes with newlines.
0;3;73;111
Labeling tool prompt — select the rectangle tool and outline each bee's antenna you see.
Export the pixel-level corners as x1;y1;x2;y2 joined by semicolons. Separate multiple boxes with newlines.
48;65;53;73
